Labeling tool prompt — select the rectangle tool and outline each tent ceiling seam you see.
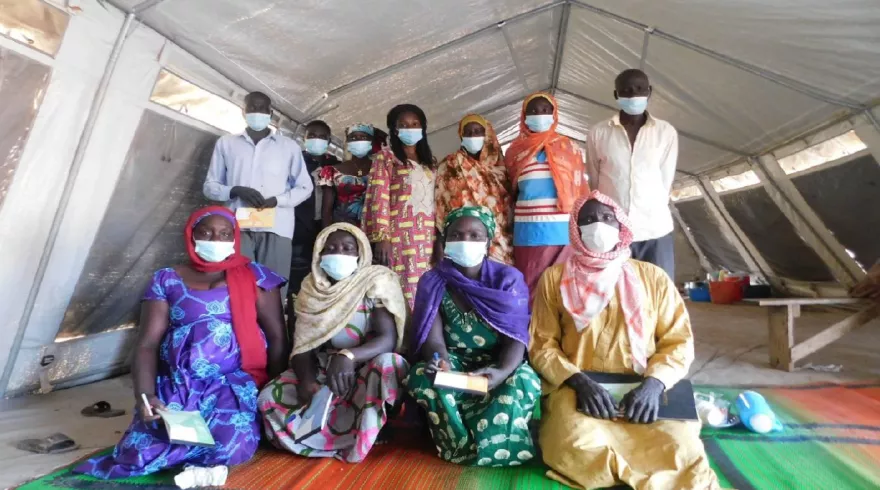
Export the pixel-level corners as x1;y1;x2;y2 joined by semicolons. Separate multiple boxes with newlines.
500;23;531;93
639;27;652;71
129;0;168;14
549;2;571;94
568;1;867;111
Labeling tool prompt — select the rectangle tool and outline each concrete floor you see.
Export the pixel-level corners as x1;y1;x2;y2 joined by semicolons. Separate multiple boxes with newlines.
1;302;878;488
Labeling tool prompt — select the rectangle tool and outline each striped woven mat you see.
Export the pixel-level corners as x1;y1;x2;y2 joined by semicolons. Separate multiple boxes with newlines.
16;383;880;489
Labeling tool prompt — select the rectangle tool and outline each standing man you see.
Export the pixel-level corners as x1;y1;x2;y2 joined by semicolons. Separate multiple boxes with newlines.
203;91;313;298
586;68;679;278
289;120;340;297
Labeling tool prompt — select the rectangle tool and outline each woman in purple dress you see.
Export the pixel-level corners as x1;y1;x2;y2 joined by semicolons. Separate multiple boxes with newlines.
75;206;288;479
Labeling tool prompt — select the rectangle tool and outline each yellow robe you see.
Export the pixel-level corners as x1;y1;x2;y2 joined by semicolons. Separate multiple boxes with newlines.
529;260;720;490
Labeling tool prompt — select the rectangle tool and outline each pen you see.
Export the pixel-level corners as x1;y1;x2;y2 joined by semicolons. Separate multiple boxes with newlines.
140;393;154;418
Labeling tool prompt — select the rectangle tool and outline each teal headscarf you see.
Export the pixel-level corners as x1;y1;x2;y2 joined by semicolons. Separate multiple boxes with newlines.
444;206;496;238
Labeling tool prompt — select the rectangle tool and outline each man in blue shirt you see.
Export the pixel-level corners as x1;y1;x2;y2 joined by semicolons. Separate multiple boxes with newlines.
203;91;313;298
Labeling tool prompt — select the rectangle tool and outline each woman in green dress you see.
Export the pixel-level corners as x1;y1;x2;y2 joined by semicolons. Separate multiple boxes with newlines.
406;206;540;467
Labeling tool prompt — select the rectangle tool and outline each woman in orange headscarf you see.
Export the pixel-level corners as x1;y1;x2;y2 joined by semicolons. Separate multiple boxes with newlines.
435;114;513;264
504;92;589;303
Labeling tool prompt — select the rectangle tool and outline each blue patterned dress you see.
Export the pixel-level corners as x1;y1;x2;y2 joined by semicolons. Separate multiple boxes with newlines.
75;263;285;479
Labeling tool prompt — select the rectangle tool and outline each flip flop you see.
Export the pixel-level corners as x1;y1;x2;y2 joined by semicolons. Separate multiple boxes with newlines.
81;401;125;418
16;433;80;454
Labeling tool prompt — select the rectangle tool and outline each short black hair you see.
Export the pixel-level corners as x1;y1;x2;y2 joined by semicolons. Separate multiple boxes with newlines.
387;104;433;166
244;91;271;106
615;68;649;88
306;119;331;134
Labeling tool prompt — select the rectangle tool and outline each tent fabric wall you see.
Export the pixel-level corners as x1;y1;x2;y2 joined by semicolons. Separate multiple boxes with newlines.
675;199;749;274
791;152;880;269
56;110;217;340
0;48;51;213
0;0;250;395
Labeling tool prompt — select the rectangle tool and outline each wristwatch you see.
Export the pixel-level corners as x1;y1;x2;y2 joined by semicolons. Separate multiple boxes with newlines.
334;349;355;361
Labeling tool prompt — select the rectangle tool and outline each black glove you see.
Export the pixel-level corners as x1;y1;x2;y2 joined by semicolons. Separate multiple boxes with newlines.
566;372;617;420
620;377;665;424
230;186;266;208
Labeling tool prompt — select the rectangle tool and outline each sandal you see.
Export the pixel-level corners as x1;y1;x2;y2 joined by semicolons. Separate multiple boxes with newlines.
16;433;80;454
81;400;125;418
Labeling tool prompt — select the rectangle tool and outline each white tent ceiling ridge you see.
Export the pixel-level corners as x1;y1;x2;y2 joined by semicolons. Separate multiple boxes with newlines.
114;0;880;179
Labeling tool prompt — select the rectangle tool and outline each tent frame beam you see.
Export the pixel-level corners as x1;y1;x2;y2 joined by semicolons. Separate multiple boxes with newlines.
695;176;783;290
500;22;532;93
749;155;864;287
549;2;571;94
670;204;712;273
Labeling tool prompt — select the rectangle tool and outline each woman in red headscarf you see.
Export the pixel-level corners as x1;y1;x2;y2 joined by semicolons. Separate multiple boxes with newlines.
504;92;590;303
75;206;288;479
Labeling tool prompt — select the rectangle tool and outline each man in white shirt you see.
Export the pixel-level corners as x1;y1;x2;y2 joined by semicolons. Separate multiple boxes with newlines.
203;91;314;297
586;69;678;278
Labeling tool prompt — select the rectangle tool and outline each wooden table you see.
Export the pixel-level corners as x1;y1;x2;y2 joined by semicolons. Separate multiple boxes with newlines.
745;298;878;371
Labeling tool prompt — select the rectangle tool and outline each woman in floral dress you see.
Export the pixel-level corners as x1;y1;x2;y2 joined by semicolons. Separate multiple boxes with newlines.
363;104;438;309
318;123;374;227
259;223;409;463
435;114;513;264
76;206;287;478
406;207;541;467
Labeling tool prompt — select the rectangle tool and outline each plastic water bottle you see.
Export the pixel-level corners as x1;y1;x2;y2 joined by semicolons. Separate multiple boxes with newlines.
736;391;783;434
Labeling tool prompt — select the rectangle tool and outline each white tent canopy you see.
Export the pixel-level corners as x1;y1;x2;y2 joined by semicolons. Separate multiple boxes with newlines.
0;0;878;397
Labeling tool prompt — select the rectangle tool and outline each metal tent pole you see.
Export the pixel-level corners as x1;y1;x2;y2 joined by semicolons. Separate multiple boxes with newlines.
670;203;713;273
549;1;571;94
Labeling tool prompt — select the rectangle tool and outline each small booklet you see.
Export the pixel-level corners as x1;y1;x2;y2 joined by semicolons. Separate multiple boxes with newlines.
155;409;216;447
235;207;275;228
433;371;489;395
293;386;335;442
581;371;699;421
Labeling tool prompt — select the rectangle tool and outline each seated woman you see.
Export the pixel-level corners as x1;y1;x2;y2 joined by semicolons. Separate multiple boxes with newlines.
258;223;409;463
75;206;288;479
435;114;514;264
318;123;374;227
529;192;720;490
406;206;540;467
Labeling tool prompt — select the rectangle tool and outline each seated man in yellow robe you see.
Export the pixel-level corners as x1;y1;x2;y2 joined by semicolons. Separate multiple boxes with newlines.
529;191;720;490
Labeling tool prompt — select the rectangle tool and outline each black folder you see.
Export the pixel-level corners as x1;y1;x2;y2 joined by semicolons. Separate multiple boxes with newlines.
581;371;699;421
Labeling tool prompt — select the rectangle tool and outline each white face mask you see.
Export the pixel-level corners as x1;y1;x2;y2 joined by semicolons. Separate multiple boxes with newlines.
194;240;236;262
579;223;620;253
444;241;488;267
320;254;359;281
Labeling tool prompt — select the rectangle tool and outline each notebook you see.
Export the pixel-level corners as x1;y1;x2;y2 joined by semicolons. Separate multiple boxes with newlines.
581;371;699;421
235;207;275;228
292;386;335;442
155;409;216;447
433;371;489;395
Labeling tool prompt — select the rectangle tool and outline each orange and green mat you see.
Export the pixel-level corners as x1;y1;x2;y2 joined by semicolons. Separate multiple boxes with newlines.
16;383;880;490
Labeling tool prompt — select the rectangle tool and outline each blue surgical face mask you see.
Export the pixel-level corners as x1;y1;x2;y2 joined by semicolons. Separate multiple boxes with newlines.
444;241;488;268
347;140;372;158
397;128;423;146
461;137;485;155
194;240;235;263
304;138;329;156
616;96;649;116
525;114;554;133
320;254;359;281
245;113;271;131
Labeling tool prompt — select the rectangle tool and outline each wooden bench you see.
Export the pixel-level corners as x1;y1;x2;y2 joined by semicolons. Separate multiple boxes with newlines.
746;298;879;371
